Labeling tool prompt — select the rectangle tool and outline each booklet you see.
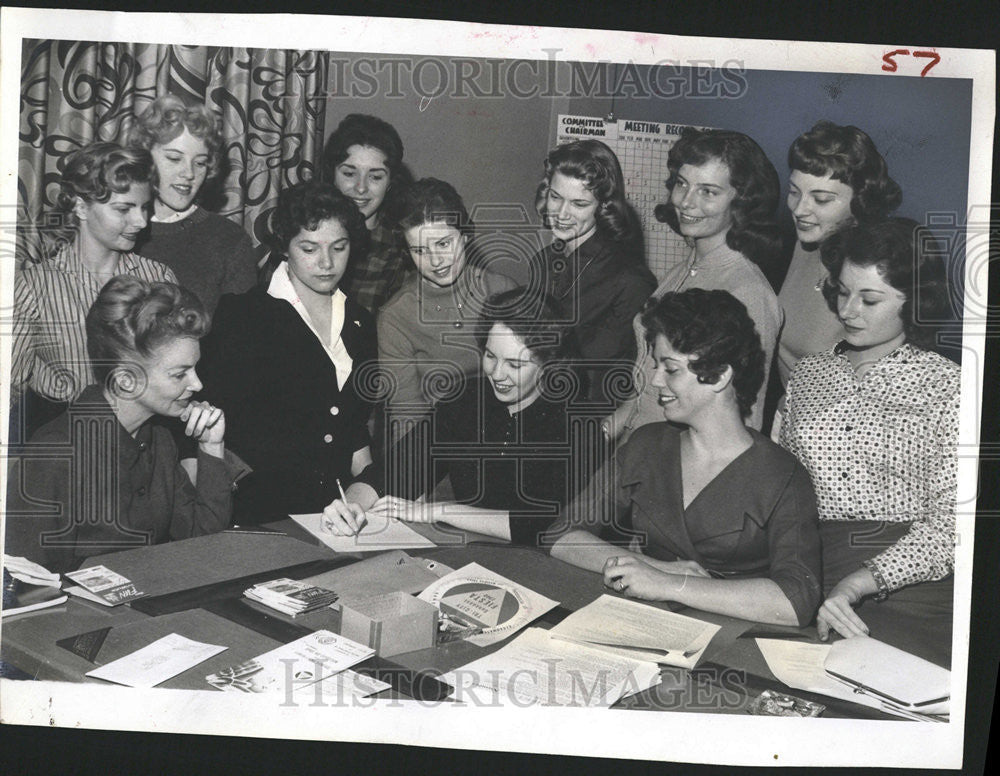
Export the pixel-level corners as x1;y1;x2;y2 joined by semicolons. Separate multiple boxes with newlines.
205;630;375;695
756;637;950;721
547;594;720;669
442;627;662;708
244;578;338;617
418;562;559;647
85;634;227;688
64;565;145;606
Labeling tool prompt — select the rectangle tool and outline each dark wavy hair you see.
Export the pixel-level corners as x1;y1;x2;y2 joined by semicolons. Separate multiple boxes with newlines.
641;288;765;419
820;218;950;349
125;94;223;178
87;276;209;386
654;128;782;269
50;142;153;245
475;289;572;368
321;114;411;226
540;139;641;249
789;121;902;222
262;180;370;281
394;178;477;269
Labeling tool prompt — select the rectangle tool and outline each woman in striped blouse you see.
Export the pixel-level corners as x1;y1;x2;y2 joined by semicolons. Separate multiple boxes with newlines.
10;142;176;442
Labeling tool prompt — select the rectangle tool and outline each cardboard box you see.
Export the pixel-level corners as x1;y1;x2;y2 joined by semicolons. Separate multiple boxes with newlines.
338;592;438;658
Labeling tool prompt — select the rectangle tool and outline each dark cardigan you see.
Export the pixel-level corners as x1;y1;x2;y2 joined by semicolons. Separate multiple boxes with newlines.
198;287;377;524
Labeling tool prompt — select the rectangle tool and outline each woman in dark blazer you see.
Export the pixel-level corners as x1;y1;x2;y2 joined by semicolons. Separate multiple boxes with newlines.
198;181;377;524
549;289;822;627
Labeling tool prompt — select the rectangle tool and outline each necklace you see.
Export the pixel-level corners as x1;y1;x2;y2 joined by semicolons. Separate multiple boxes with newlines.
550;243;599;300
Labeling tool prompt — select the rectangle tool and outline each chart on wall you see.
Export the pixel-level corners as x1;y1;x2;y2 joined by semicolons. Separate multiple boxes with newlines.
555;114;710;282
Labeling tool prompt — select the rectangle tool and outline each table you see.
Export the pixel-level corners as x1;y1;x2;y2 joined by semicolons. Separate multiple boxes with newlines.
0;523;900;718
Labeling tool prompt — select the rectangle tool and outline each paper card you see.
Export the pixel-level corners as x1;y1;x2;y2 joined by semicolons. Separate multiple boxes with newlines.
418;562;559;646
290;513;435;553
65;565;144;606
205;630;374;694
85;634;227;688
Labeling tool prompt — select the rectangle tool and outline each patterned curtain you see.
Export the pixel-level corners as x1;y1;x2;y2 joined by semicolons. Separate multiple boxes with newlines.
17;39;328;265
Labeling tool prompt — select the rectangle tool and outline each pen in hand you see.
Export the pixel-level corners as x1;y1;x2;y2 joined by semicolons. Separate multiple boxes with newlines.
321;478;367;536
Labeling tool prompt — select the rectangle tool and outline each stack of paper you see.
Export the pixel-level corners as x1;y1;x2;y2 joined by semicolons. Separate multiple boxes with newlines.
244;578;338;616
3;556;67;617
548;594;721;669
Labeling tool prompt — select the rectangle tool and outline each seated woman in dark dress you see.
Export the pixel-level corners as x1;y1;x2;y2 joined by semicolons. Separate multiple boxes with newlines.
197;181;378;524
5;277;247;572
342;290;592;544
549;288;822;626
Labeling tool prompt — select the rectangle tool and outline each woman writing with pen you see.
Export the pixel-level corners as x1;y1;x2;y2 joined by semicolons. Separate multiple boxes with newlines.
197;181;379;525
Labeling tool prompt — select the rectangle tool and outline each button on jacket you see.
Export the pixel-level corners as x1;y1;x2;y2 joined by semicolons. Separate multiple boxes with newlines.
198;286;377;524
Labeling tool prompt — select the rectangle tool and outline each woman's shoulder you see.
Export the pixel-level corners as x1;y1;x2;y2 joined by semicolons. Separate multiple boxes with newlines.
883;345;961;401
211;286;281;331
378;275;420;319
126;252;176;282
746;428;807;475
622;421;681;454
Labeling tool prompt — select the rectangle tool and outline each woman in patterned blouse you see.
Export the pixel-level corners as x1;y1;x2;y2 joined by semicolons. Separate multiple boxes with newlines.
780;218;957;660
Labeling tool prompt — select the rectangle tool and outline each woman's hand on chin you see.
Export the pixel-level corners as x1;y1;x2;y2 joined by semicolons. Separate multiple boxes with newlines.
369;495;437;524
181;401;225;458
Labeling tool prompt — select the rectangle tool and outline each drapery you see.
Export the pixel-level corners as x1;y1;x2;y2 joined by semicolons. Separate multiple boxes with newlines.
17;40;329;265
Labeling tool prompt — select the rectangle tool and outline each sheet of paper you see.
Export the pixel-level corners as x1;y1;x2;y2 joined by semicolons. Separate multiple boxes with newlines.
547;594;720;668
85;634;227;688
290;512;435;552
205;630;374;694
418;562;559;646
442;627;661;708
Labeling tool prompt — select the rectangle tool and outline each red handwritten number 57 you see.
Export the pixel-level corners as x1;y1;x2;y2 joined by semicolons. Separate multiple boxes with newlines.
882;49;941;77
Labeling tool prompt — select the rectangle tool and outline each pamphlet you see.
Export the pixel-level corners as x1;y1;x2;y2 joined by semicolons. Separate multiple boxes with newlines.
548;594;720;669
65;565;145;606
205;630;374;695
418;562;559;646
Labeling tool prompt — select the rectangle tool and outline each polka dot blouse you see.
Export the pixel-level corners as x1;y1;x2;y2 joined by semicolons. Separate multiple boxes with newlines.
780;343;960;592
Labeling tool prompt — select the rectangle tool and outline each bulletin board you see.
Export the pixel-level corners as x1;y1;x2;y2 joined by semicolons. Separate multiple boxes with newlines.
555;114;708;282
